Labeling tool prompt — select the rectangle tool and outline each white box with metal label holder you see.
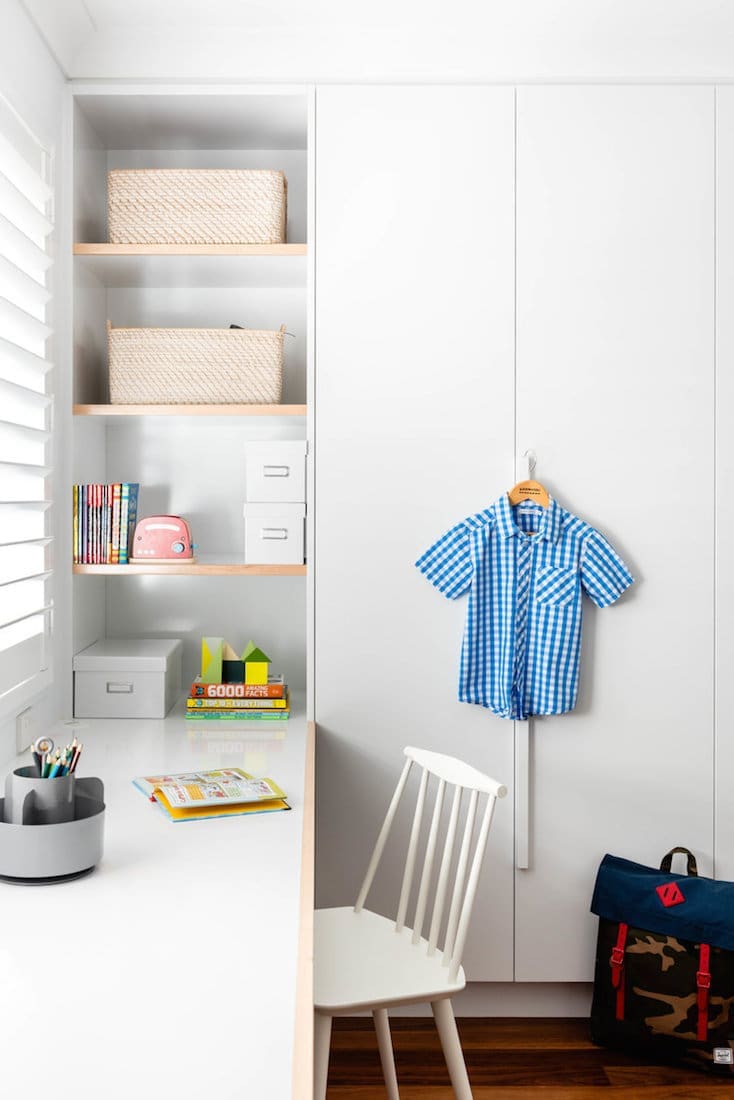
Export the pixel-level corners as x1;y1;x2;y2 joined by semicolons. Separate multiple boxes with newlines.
245;441;306;503
243;503;305;565
73;638;183;719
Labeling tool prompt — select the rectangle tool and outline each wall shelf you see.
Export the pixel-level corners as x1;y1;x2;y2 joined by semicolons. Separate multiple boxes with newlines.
74;244;307;256
73;243;307;288
73;404;307;417
73;561;307;576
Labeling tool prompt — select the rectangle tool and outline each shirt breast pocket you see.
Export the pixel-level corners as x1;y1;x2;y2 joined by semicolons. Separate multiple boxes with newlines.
535;565;578;608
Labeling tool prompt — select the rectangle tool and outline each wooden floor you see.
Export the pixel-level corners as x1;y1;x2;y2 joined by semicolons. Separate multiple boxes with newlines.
326;1018;734;1098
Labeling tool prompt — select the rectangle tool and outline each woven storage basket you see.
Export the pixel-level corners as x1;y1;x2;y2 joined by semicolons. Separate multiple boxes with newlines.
107;169;287;245
108;323;285;405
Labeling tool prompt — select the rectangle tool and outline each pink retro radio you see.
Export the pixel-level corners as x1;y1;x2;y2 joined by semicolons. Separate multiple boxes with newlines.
130;516;196;563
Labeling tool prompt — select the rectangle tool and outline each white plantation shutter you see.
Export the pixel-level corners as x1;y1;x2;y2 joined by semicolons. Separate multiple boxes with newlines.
0;93;53;702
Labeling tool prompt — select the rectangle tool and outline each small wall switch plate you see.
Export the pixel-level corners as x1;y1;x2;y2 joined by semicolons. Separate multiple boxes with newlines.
16;707;34;754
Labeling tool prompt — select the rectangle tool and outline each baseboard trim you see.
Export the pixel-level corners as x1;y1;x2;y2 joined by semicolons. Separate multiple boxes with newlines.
381;982;593;1017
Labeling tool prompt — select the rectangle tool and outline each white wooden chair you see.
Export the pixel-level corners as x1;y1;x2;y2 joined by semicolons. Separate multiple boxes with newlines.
314;746;507;1099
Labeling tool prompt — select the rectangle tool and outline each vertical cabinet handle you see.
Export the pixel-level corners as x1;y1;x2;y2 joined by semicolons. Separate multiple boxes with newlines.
515;720;531;869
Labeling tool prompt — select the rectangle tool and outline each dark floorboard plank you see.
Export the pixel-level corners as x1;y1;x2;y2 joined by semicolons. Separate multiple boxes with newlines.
327;1089;734;1100
326;1017;733;1097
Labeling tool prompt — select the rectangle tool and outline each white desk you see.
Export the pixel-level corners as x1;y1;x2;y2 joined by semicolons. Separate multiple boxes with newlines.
0;698;314;1100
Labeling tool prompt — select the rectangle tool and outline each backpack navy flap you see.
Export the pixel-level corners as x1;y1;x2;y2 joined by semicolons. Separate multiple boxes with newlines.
591;853;734;951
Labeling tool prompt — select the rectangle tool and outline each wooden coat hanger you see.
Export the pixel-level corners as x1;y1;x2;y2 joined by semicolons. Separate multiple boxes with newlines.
507;450;550;508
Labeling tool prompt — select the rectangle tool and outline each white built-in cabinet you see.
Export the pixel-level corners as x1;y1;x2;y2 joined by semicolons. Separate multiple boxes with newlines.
62;80;730;987
314;84;720;982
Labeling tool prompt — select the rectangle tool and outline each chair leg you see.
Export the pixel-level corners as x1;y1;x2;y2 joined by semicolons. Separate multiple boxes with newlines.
373;1008;400;1100
314;1011;333;1100
431;998;472;1100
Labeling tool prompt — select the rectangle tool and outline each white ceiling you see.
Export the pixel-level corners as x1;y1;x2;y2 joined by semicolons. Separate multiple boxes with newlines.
19;0;734;81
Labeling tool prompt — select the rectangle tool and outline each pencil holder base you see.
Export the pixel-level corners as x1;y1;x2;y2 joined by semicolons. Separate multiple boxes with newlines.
0;777;105;884
0;866;96;886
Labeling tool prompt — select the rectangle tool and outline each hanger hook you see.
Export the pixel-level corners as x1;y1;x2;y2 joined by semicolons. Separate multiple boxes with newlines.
523;449;537;479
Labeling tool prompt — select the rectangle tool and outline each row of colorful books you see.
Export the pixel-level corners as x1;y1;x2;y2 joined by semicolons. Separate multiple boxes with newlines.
186;675;290;720
72;483;139;565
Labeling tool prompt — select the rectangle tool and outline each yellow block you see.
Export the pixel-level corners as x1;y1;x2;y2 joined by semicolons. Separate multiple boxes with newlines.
245;661;268;686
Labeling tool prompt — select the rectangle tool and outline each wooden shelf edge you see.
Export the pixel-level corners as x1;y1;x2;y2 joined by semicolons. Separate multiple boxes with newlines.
73;404;307;417
73;243;307;256
73;563;307;576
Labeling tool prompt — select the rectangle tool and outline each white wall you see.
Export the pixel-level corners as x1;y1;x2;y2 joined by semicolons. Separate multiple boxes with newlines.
0;1;68;763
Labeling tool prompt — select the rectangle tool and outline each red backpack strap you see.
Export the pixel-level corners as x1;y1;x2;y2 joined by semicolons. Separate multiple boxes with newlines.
610;922;628;1021
697;943;711;1042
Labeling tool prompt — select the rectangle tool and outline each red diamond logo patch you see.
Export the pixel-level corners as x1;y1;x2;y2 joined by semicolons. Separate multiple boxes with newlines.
656;882;685;908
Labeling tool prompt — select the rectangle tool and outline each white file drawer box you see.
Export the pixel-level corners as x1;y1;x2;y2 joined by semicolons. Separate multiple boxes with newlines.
243;503;305;565
73;638;183;719
245;441;306;503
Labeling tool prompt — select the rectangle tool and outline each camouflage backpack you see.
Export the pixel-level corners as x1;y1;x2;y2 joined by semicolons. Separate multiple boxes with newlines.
590;847;734;1074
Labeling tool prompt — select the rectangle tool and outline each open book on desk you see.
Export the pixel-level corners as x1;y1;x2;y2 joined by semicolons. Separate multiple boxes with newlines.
133;767;290;822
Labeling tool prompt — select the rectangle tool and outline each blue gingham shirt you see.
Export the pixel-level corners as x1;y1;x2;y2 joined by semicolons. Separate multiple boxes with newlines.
415;495;633;720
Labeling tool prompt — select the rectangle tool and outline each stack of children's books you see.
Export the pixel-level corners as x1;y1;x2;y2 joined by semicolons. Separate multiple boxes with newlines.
185;638;290;721
72;482;140;564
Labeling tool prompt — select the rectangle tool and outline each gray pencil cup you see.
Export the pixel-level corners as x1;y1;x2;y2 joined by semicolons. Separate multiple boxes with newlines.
0;770;105;883
3;766;75;825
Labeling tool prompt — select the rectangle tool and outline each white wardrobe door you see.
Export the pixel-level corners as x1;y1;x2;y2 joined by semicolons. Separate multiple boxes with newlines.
315;86;516;979
515;86;715;981
716;88;734;881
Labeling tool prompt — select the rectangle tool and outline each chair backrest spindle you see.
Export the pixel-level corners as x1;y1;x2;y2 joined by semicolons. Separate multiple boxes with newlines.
442;787;478;967
411;777;446;944
395;766;429;932
354;757;412;914
427;783;463;956
447;793;498;981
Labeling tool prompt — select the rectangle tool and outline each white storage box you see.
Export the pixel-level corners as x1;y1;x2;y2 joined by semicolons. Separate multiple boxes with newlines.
243;503;305;565
245;441;307;503
73;638;183;719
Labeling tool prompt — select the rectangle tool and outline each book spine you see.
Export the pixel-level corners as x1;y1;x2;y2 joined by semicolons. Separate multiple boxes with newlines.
82;484;88;564
98;484;103;564
104;483;111;563
125;483;139;563
119;483;130;564
90;484;95;564
186;697;288;710
94;484;100;564
100;484;105;564
101;484;106;564
72;485;78;564
190;682;286;699
89;484;94;564
110;483;121;564
184;711;290;721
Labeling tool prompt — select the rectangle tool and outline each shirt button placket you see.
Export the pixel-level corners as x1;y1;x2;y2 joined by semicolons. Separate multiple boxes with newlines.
512;539;532;719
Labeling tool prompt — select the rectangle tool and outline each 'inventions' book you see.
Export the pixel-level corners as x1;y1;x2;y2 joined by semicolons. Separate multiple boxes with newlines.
190;675;286;699
133;767;289;822
186;696;288;710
